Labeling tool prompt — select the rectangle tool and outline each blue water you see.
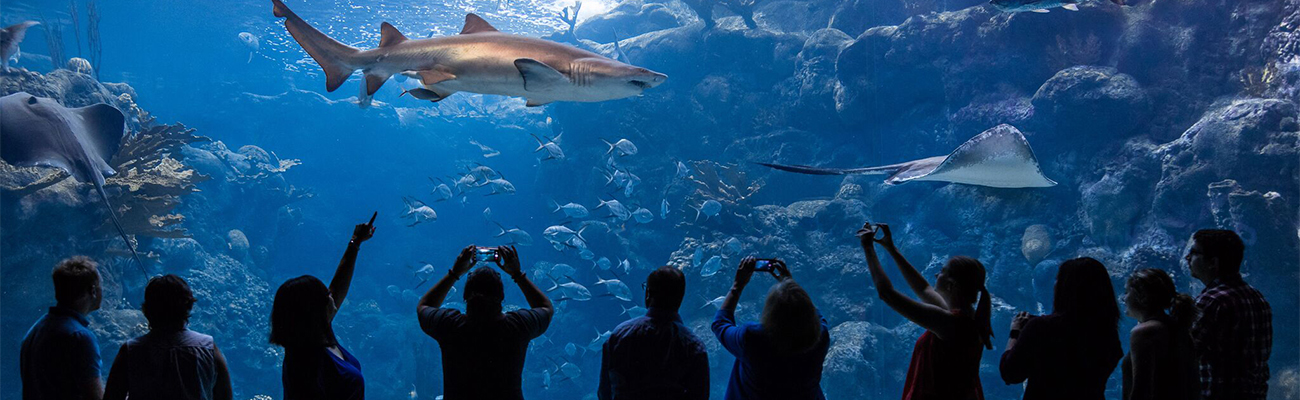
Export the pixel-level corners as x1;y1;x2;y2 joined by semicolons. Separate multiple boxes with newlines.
2;0;1298;399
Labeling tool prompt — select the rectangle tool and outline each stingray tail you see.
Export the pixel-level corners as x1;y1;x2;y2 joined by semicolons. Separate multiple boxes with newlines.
753;161;897;176
94;181;146;274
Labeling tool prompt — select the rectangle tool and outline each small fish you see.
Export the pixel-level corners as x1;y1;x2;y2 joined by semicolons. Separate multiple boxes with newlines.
409;384;418;400
587;328;613;352
579;248;595;260
620;305;647;318
410;263;437;288
547;278;593;301
699;294;726;310
550;200;590;219
565;342;579;357
602;138;638;157
550;263;577;278
493;223;534;246
692;248;705;268
238;32;260;63
724;237;743;255
483;207;492;220
595;274;632;301
429;177;454;202
675;161;690;180
477;178;516;195
386;285;402;298
617;259;631;275
660;199;669;219
595;257;612;271
700;256;722;277
532;133;565;161
543;225;587;247
631;207;654;224
402;197;437;226
468;165;501;181
469;139;501;158
596;199;632;221
692;200;722;222
989;0;1079;12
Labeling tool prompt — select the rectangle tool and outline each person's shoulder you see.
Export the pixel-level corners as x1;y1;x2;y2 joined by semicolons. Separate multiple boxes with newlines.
611;316;647;334
1130;321;1168;343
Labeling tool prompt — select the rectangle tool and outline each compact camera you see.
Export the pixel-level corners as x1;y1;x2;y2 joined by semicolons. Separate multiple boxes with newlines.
475;247;501;263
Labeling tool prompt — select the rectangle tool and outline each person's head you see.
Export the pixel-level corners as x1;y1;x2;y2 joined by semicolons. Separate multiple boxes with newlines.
463;267;505;316
1186;229;1244;284
760;280;822;354
52;256;102;313
1125;268;1197;330
142;274;197;331
269;275;338;348
935;256;986;307
645;266;686;312
1053;257;1120;330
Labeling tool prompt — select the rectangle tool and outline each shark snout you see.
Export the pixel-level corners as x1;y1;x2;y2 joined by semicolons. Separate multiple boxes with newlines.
629;69;668;89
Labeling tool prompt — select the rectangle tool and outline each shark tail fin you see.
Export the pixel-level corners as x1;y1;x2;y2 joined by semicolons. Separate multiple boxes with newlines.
272;0;359;93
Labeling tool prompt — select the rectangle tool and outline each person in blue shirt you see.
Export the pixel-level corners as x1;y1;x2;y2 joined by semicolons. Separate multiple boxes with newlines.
21;256;106;400
712;257;830;400
598;266;709;400
270;214;376;400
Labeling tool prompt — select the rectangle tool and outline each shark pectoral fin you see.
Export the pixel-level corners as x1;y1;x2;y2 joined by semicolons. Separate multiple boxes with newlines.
417;69;456;85
1031;8;1050;12
1062;3;1079;10
73;103;127;164
379;22;408;47
515;59;567;92
460;14;500;34
526;98;554;107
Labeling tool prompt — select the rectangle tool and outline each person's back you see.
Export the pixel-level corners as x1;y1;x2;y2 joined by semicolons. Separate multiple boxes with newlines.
1122;317;1200;400
113;330;218;400
901;308;985;400
420;307;551;398
599;267;709;400
1184;229;1271;400
21;256;105;400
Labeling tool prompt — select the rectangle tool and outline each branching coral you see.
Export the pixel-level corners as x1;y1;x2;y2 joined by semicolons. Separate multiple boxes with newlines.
684;161;763;207
558;1;582;42
104;123;212;238
1239;62;1279;97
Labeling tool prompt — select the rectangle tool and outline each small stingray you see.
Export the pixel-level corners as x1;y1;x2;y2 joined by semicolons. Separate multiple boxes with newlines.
758;124;1057;188
0;92;144;271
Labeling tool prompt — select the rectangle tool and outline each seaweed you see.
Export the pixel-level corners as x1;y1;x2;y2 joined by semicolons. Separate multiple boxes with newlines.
69;0;82;57
88;0;102;78
40;14;66;68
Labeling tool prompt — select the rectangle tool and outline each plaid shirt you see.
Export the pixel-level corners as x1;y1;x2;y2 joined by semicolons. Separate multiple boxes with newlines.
1191;278;1272;400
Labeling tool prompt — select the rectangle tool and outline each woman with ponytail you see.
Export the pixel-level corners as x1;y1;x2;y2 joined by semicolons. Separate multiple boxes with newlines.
857;222;991;400
1122;269;1200;400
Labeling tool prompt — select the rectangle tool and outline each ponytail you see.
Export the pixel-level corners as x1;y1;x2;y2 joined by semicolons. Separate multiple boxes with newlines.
1168;293;1197;333
976;287;993;349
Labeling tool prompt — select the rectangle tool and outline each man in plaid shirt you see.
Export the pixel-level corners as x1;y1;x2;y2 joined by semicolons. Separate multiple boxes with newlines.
1184;229;1272;400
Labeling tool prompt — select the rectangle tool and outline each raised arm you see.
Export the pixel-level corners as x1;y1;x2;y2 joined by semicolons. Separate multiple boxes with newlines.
498;246;553;311
721;257;757;313
859;223;958;340
418;245;476;313
329;213;376;316
875;224;948;309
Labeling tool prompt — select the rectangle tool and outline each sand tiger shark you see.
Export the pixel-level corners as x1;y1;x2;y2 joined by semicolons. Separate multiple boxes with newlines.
758;124;1057;189
271;0;668;107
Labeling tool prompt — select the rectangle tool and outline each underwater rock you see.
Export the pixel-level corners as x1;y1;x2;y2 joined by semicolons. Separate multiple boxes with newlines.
574;0;683;43
784;28;853;128
1151;98;1300;230
66;57;93;75
1079;140;1160;246
822;321;920;399
1031;66;1150;150
227;229;250;258
1020;224;1052;265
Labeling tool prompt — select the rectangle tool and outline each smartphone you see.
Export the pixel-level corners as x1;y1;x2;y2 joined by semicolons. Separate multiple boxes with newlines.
475;246;500;263
754;259;777;272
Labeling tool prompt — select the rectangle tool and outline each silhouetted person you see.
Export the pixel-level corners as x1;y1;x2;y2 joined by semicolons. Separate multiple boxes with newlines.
1184;229;1271;400
1121;269;1199;400
1000;257;1123;400
270;216;376;400
418;245;553;400
712;257;829;400
598;266;709;400
21;256;105;400
858;223;991;400
104;274;233;400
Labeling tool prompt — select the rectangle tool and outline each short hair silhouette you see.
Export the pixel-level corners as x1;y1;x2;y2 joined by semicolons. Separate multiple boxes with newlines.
52;256;99;305
1053;257;1120;331
646;266;686;311
761;280;821;354
464;267;505;315
1192;229;1245;275
142;274;197;329
269;275;338;348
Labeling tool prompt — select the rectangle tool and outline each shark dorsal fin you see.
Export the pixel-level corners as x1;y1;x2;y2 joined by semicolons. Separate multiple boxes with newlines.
379;22;408;47
460;14;499;34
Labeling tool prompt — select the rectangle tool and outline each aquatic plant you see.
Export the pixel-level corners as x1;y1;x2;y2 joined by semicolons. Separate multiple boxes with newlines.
40;15;66;68
558;1;582;42
105;123;212;238
69;0;82;57
1239;63;1279;97
87;0;102;78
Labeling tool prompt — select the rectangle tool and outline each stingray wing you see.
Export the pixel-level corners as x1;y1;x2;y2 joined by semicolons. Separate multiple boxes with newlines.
0;93;82;178
914;124;1057;188
70;103;127;178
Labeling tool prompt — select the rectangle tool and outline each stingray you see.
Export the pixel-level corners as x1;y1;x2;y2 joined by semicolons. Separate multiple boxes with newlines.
0;92;145;271
758;124;1057;188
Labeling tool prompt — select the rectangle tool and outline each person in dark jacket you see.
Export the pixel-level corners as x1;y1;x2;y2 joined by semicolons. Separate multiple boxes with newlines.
712;257;829;400
598;266;709;400
1000;257;1124;400
104;274;233;400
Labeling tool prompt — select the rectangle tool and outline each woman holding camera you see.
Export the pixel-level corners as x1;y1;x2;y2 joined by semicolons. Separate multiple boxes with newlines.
858;222;992;400
711;257;830;400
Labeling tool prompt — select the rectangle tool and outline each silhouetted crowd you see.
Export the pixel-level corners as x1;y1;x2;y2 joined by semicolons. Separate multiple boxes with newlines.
20;216;1272;400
